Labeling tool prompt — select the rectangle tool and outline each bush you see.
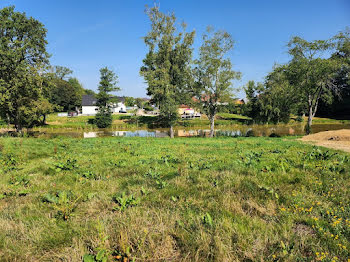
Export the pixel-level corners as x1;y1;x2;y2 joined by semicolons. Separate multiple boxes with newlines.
95;113;112;128
295;115;304;122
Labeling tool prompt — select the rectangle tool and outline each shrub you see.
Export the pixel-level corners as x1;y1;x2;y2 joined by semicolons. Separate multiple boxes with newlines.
95;112;112;128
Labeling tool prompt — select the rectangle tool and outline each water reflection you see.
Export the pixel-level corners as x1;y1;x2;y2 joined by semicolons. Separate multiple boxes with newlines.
77;124;349;138
1;123;349;138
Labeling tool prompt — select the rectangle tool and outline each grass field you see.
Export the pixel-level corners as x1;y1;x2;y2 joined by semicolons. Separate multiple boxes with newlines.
0;136;349;261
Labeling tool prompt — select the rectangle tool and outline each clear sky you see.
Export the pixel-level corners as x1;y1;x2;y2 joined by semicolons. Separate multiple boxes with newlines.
1;0;350;98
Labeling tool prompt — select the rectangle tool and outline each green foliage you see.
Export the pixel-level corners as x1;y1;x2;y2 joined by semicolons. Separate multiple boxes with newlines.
95;112;113;128
42;190;81;220
192;27;241;136
53;66;73;80
96;67;120;108
0;6;51;131
244;70;294;124
201;213;213;228
140;5;195;137
0;152;18;171
81;171;101;180
124;97;135;107
52;158;77;172
83;222;111;262
94;67;120;128
48;75;85;112
286;35;343;133
112;192;140;212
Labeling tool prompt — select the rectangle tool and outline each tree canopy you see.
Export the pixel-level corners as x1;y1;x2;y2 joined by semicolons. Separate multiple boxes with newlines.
192;27;241;137
94;67;120;128
140;5;195;137
0;6;50;131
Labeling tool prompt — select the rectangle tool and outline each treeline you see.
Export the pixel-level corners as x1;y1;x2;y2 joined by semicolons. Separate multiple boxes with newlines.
243;32;350;133
0;6;95;131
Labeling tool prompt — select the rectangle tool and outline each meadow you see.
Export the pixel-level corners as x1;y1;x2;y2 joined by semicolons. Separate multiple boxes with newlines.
0;136;349;261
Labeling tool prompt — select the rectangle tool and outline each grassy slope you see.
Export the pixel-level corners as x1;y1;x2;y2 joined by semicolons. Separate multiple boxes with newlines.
0;137;349;261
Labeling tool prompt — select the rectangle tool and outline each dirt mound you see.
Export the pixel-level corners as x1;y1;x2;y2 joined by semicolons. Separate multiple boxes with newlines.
301;129;350;152
302;129;350;141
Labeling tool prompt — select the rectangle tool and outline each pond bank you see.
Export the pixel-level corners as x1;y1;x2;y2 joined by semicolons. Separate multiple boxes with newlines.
1;123;349;138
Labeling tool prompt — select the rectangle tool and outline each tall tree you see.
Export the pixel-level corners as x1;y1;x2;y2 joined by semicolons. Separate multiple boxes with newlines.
260;65;298;124
52;65;73;80
49;77;84;111
140;5;195;138
287;36;341;134
244;80;264;120
95;67;120;128
192;27;241;137
0;6;50;131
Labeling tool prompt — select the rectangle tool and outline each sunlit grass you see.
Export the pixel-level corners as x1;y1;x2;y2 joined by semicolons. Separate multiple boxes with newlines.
0;136;349;261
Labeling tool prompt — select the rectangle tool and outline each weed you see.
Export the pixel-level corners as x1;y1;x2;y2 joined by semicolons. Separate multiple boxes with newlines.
83;222;110;262
144;168;160;179
258;185;279;200
81;171;101;180
42;191;81;220
9;174;29;187
112;192;140;212
156;179;167;189
51;158;77;172
202;213;213;228
140;186;148;195
0;152;18;171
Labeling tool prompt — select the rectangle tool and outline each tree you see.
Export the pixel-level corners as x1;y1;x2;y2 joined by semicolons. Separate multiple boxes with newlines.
0;6;50;132
192;27;241;137
53;65;73;80
244;80;264;120
140;5;195;138
135;98;144;109
95;67;120;128
49;78;82;111
125;97;136;107
286;36;341;134
258;65;297;124
34;98;54;125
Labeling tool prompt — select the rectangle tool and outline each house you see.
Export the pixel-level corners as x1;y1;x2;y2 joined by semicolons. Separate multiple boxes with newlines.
81;95;127;116
178;104;201;119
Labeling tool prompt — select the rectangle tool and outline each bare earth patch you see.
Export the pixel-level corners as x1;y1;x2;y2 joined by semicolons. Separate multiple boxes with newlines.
301;129;350;153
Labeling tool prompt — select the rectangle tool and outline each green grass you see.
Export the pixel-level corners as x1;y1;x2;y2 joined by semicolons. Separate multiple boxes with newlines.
217;112;252;120
311;117;350;124
0;136;349;261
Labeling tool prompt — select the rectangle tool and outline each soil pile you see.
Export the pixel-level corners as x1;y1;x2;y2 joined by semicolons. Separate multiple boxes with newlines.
301;129;350;152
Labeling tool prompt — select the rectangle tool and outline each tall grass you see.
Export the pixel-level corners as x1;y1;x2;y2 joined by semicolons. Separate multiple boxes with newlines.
0;137;349;261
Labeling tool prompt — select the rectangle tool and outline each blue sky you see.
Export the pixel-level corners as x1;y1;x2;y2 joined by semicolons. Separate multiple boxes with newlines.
1;0;350;98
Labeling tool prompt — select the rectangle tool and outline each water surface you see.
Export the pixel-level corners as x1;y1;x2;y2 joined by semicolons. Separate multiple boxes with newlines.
27;123;350;138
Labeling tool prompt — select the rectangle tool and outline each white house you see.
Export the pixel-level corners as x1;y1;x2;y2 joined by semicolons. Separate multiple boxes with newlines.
81;95;127;115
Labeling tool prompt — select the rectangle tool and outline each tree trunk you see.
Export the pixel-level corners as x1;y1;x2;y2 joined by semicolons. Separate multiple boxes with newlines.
15;123;22;133
170;125;174;138
209;116;215;138
42;114;47;125
306;105;313;135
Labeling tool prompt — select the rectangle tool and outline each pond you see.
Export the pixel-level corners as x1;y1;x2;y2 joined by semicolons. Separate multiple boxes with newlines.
8;123;349;138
